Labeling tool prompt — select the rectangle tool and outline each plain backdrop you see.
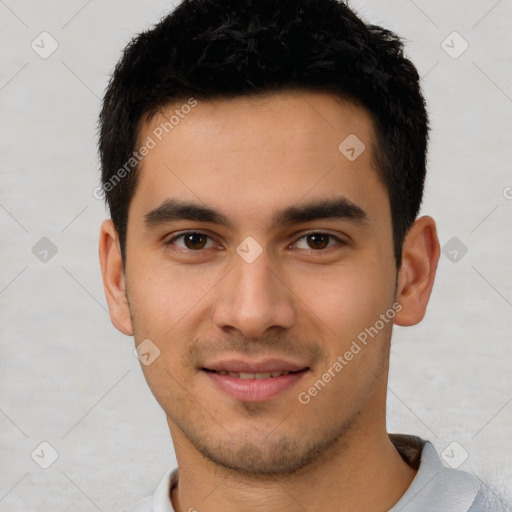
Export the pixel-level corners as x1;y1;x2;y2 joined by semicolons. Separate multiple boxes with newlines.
0;1;511;510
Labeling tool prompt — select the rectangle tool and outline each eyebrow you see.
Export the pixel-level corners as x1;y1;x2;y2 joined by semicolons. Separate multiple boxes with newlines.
143;197;368;230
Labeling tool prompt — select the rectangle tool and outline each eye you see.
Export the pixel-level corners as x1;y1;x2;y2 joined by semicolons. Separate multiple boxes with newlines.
292;232;344;251
166;231;217;251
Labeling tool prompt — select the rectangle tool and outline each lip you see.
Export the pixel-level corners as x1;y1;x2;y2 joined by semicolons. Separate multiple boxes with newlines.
203;358;308;373
201;358;309;402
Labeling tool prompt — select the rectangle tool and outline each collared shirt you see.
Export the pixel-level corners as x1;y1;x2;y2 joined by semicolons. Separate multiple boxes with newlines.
121;435;506;512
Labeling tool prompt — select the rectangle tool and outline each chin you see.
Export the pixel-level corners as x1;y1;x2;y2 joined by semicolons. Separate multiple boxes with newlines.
191;429;345;477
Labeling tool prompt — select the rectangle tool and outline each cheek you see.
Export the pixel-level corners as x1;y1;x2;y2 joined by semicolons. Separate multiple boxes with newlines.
127;261;209;402
294;265;394;408
127;257;221;332
291;261;393;338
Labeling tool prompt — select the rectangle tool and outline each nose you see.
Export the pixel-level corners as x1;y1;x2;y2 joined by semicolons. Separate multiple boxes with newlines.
212;248;296;339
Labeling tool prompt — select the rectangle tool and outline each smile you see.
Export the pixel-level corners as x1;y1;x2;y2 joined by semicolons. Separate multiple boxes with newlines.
201;364;309;402
205;369;295;379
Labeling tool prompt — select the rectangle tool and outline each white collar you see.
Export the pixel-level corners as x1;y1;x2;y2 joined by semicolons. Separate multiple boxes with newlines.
389;441;481;511
151;468;177;512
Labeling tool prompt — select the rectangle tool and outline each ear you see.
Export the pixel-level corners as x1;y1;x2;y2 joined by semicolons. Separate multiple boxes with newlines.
394;216;440;326
98;219;134;336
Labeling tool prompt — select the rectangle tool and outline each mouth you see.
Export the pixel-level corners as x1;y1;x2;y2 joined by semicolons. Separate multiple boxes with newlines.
203;368;305;379
201;360;309;402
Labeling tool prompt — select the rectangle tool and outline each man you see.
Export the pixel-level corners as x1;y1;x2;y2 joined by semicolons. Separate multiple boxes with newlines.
97;0;508;510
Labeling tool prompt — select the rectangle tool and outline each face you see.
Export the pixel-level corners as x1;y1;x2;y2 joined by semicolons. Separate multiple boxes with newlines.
112;91;402;474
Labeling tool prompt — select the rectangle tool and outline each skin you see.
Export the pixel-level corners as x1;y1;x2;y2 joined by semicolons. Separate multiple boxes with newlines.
99;90;440;512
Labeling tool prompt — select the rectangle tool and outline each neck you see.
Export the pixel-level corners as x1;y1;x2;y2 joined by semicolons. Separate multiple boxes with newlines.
169;420;416;512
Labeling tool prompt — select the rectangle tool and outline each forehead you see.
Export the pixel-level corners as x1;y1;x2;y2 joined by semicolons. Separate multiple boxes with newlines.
140;90;376;161
130;90;386;228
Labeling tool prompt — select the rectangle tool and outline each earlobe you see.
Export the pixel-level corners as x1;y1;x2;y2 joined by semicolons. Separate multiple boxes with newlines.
98;219;134;336
394;216;440;327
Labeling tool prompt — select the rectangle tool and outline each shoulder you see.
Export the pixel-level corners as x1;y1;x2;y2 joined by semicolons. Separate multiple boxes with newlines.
468;483;512;512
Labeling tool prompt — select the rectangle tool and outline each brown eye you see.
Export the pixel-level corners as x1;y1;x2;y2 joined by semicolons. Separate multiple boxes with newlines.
184;233;207;250
292;232;343;251
306;233;330;250
167;232;215;251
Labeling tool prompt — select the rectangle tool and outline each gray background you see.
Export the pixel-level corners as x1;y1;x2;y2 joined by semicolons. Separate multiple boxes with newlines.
0;1;511;510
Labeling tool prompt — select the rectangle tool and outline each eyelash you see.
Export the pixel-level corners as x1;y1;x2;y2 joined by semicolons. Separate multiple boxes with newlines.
165;231;346;253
